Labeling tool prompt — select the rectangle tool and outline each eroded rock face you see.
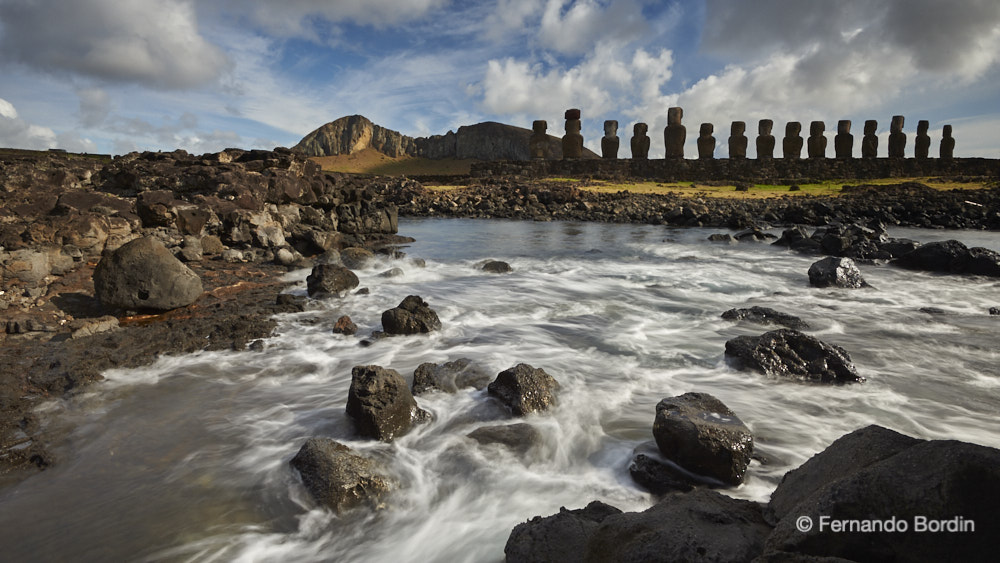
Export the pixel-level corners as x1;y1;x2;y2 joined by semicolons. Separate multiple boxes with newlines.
93;237;203;311
290;437;394;512
381;295;441;335
807;256;869;288
306;264;359;297
345;365;429;442
504;501;622;563
724;329;863;383
411;358;491;394
721;306;810;330
487;363;560;416
652;393;753;486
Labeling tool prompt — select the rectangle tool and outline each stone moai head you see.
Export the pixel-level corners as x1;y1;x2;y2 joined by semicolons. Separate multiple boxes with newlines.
917;120;929;134
532;120;547;134
634;122;648;136
604;120;618;136
891;115;904;133
700;123;713;136
864;120;877;135
838;120;851;135
759;119;773;135
786;122;801;136
732;121;746;136
810;121;825;136
943;124;953;137
565;108;581;121
668;107;683;125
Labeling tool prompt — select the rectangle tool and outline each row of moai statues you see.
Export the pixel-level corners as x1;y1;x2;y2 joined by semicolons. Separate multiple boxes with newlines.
528;108;956;160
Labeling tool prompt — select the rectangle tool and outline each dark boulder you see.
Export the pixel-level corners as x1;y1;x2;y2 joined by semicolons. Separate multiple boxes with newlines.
345;365;430;442
411;358;492;394
722;307;810;330
587;489;772;563
487;363;560;416
340;247;376;269
289;437;394;512
652;392;753;486
93;236;203;311
709;233;737;244
467;423;541;455
807;257;869;288
967;246;1000;276
306;264;359;297
990;307;999;315
381;295;441;335
481;259;513;273
892;239;1000;276
725;329;863;383
505;501;622;563
332;315;358;335
772;226;810;248
629;450;700;495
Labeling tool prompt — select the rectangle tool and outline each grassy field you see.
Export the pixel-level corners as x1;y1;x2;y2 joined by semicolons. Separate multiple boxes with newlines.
311;149;476;175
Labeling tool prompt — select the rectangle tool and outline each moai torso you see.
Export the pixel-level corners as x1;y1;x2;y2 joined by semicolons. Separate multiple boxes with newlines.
697;123;715;160
601;120;619;159
807;121;827;158
529;120;550;160
940;125;955;159
861;120;878;158
915;120;930;159
729;121;748;159
664;107;686;158
756;120;775;159
631;123;650;159
562;108;583;159
888;115;906;158
783;122;803;159
834;120;853;159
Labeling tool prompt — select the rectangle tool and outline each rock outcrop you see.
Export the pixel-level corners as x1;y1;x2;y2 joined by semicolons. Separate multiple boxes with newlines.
725;329;863;383
93;237;203;311
294;115;416;158
290;437;395;512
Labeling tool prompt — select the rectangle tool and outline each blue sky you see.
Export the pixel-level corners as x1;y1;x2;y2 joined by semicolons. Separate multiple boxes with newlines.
1;0;999;158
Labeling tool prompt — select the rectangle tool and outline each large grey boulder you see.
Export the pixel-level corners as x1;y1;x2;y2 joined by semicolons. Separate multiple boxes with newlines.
306;264;359;297
289;437;394;512
487;363;560;416
411;358;492;394
93;237;203;311
652;393;753;486
725;329;863;383
504;501;622;563
345;365;429;442
807;257;869;288
381;295;441;335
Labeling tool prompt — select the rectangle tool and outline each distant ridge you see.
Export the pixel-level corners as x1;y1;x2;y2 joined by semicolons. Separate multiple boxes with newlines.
293;115;598;161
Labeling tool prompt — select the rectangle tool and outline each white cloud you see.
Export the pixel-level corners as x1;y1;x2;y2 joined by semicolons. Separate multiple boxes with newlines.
0;0;230;89
539;0;651;54
217;0;450;38
0;96;96;152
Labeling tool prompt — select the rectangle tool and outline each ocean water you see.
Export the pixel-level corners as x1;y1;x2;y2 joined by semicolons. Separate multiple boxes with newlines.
1;218;998;562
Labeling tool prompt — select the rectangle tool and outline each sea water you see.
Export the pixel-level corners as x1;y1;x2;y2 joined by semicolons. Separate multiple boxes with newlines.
1;219;998;562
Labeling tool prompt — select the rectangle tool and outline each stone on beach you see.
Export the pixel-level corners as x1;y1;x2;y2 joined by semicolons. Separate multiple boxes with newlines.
93;236;203;311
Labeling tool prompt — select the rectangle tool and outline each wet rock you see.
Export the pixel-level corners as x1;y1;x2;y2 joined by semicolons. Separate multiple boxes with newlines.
332;315;358;336
504;501;623;563
708;233;737;244
345;364;430;442
467;423;541;455
587;489;771;563
721;306;810;330
764;428;1000;562
772;226;810;248
990;307;1000;315
725;329;863;383
487;363;560;416
807;257;869;288
481;259;513;273
289;437;394;513
378;267;404;278
275;293;306;312
340;247;376;269
411;358;492;394
381;295;441;335
306;264;359;298
629;450;699;495
894;239;1000;277
652;392;753;486
735;228;776;242
93;237;203;311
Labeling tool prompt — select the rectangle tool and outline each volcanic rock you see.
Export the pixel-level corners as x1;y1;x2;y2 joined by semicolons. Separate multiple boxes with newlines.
332;315;358;336
721;306;810;330
381;295;441;335
487;363;560;416
93;236;203;311
807;257;869;288
289;437;394;512
504;501;623;563
340;247;376;269
411;358;492;394
724;329;863;383
345;364;430;442
467;423;541;455
306;264;359;297
481;260;513;273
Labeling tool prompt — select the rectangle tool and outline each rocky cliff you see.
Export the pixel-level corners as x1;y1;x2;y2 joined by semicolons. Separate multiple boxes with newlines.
295;116;598;161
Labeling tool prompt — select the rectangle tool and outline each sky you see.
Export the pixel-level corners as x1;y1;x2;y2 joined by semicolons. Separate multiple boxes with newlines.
1;0;999;158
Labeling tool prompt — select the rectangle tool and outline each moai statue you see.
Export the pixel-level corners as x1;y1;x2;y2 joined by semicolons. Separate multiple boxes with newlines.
728;121;748;159
756;119;775;159
888;115;906;158
940;124;955;159
834;120;853;159
807;121;827;158
601;120;619;159
915;120;931;159
697;123;716;160
631;122;650;159
783;122;803;159
861;120;878;158
529;120;549;160
663;107;686;158
562;108;583;159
